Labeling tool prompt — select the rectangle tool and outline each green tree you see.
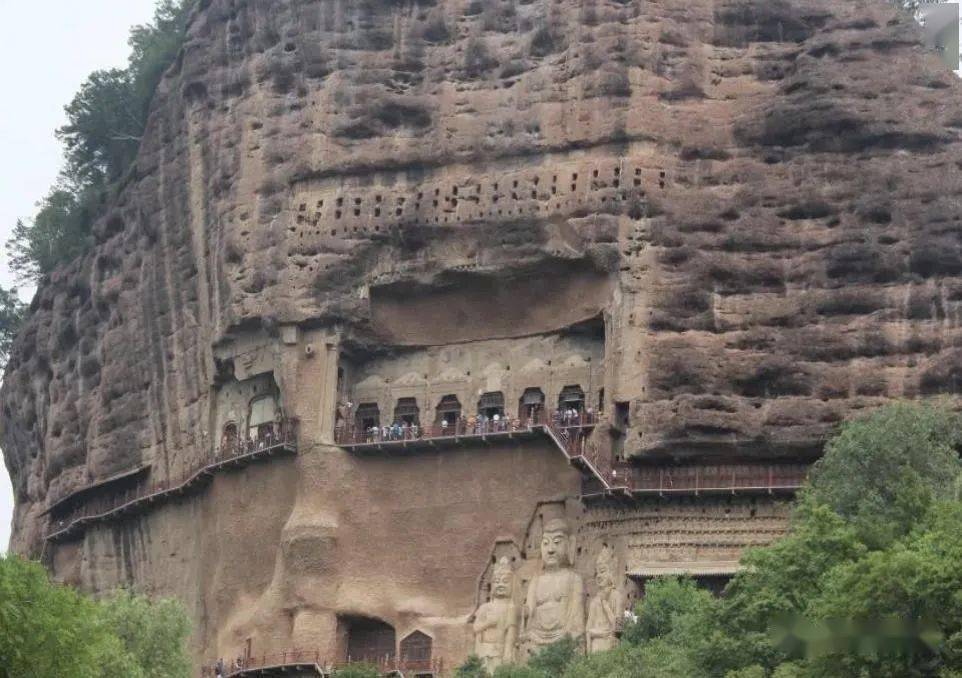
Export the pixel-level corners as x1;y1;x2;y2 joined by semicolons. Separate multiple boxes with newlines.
99;590;192;678
0;554;138;678
58;0;192;185
563;639;696;678
128;0;194;112
6;187;97;283
492;665;544;678
0;286;25;368
527;636;581;676
455;655;490;678
804;501;962;676
332;663;380;678
0;554;191;678
7;0;193;286
807;401;962;547
58;69;141;185
621;576;714;644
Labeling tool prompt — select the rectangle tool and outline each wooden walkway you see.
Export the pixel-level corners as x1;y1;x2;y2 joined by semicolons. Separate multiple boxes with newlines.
44;440;296;545
226;660;323;677
339;421;807;500
339;419;616;497
210;651;443;677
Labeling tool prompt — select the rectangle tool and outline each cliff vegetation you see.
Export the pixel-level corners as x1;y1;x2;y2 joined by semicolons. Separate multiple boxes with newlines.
0;555;191;678
3;1;193;290
457;403;962;678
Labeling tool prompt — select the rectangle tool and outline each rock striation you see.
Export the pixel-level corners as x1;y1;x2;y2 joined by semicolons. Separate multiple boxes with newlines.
3;0;962;670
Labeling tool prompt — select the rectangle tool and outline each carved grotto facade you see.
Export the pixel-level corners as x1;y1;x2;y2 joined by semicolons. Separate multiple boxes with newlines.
5;0;962;675
38;300;806;676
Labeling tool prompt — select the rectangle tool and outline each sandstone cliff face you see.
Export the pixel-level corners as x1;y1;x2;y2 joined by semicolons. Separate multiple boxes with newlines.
3;0;962;666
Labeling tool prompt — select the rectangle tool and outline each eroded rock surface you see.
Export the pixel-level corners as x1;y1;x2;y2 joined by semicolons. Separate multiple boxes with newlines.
3;0;962;668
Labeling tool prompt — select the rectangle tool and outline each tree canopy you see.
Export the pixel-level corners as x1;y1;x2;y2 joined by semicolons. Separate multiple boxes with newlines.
0;555;191;678
1;1;193;367
6;0;192;287
0;286;26;368
455;401;962;678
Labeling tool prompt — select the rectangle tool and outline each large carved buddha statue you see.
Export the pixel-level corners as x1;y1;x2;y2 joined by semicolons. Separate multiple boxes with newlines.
522;518;585;654
586;545;625;653
473;557;519;670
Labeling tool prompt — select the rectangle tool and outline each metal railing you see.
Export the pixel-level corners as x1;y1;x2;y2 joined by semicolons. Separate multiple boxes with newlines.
335;408;807;499
335;410;600;446
203;650;444;676
45;419;298;543
629;463;809;495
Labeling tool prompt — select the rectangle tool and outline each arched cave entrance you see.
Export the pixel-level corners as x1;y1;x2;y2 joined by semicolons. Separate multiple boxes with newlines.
558;385;586;413
248;394;279;441
394;397;420;426
519;387;545;423
400;630;433;668
355;403;381;433
220;422;238;453
343;616;397;665
435;395;462;427
478;391;505;419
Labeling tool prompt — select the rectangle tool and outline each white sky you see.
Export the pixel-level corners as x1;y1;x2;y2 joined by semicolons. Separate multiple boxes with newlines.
0;0;159;552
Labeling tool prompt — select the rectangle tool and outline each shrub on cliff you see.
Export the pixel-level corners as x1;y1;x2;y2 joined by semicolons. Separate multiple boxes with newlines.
59;0;193;186
807;401;962;548
98;590;192;678
332;663;380;678
0;555;191;678
526;402;962;678
7;0;193;285
617;402;962;677
0;285;25;369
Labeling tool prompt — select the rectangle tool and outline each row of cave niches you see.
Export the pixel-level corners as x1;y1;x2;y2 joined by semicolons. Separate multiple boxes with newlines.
292;163;668;239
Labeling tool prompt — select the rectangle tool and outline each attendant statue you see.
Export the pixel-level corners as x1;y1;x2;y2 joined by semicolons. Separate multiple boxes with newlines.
473;557;519;670
586;546;625;653
522;518;585;654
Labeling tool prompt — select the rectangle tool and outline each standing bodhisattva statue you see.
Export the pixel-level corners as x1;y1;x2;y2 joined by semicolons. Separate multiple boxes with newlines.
522;518;585;653
586;545;625;653
473;556;519;670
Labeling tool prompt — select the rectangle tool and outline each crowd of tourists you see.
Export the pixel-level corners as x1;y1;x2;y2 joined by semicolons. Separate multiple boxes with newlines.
210;656;244;677
218;421;291;457
339;405;599;444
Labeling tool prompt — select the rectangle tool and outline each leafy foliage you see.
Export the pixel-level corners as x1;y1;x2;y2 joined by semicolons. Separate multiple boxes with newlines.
528;635;581;676
0;285;26;368
621;576;714;644
456;655;489;678
98;590;192;678
58;0;192;185
519;402;962;678
807;401;962;547
456;638;583;678
7;0;192;285
0;555;191;678
492;666;545;678
332;663;380;678
5;187;99;283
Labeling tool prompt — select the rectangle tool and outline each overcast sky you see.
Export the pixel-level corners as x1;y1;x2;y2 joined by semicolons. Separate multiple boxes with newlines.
0;0;160;552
